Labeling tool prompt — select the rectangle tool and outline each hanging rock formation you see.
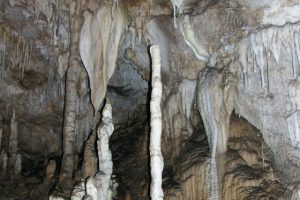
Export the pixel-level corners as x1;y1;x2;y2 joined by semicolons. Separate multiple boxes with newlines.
196;66;236;199
79;2;127;112
235;18;300;183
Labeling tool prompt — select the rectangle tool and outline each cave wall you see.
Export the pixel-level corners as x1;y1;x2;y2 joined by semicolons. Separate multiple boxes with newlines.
0;0;300;199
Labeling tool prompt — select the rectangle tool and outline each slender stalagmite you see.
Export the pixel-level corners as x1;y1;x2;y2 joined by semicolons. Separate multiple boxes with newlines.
149;45;164;200
59;0;84;189
0;128;2;150
95;101;114;200
8;109;18;176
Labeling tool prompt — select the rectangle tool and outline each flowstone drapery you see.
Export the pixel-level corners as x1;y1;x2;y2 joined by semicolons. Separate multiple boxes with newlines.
197;67;236;199
149;45;164;200
79;2;126;112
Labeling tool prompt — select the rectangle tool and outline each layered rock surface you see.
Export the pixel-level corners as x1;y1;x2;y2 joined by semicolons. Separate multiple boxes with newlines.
0;0;299;199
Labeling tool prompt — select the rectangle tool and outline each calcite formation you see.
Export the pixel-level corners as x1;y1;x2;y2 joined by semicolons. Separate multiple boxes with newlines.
0;0;300;199
82;131;97;179
149;45;164;200
95;102;114;200
46;160;57;181
79;2;126;112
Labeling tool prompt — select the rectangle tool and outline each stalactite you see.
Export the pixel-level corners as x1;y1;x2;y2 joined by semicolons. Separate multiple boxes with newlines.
149;45;164;200
0;26;32;76
170;0;183;28
197;67;237;199
239;23;300;88
179;79;197;137
79;2;126;112
95;101;114;200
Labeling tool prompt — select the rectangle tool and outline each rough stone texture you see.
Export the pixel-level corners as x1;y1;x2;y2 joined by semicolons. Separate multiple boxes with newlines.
70;179;86;200
164;116;286;200
235;21;300;183
0;0;300;199
82;131;97;179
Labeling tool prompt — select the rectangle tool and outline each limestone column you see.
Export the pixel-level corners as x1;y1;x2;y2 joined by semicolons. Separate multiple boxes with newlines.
149;45;164;200
95;102;114;200
59;0;84;189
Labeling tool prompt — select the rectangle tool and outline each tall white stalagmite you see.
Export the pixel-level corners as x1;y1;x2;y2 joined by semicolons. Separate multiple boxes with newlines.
149;45;164;200
95;102;114;200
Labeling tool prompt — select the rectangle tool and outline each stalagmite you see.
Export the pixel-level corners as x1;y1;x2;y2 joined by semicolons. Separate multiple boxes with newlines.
1;150;7;175
70;180;86;200
15;153;22;175
85;176;98;200
292;185;300;200
82;132;97;179
0;128;2;149
8;109;18;176
59;0;83;189
149;45;164;200
95;102;114;200
107;176;119;200
46;160;57;181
